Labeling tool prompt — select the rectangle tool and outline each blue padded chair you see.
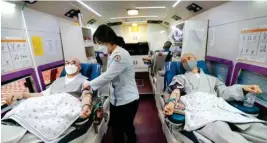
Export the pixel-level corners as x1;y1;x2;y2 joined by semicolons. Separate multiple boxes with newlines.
60;63;101;81
164;61;208;124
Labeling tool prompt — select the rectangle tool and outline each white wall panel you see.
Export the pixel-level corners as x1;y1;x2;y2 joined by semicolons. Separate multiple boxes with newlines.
187;1;267;67
147;24;168;51
1;5;25;30
23;8;60;33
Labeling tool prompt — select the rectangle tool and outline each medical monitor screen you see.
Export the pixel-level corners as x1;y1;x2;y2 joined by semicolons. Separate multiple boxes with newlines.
41;66;64;87
123;42;149;55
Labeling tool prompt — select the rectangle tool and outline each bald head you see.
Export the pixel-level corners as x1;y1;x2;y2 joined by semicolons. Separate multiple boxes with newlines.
181;53;197;64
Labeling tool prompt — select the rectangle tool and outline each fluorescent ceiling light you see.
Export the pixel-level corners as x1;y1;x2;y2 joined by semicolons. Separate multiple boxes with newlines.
76;0;101;17
110;15;157;20
1;1;16;14
136;6;166;9
132;23;138;27
123;21;147;24
160;30;165;34
127;9;138;15
172;0;182;8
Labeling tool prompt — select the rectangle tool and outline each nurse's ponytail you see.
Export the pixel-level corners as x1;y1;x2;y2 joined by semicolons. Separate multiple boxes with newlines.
93;24;125;47
116;36;125;47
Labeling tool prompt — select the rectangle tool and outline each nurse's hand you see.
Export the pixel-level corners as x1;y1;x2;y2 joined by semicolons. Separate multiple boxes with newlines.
83;81;91;91
2;93;24;105
80;104;91;118
164;102;175;116
243;85;262;94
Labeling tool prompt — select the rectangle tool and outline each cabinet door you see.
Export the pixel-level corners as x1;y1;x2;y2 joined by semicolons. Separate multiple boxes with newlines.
182;20;208;60
132;55;147;72
59;18;87;62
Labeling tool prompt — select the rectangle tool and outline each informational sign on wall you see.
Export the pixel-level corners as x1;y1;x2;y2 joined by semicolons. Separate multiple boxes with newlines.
238;28;267;63
1;39;32;74
32;36;44;56
1;41;13;73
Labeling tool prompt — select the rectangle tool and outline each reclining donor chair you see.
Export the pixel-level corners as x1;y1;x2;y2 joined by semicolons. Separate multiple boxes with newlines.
1;63;109;143
160;59;262;143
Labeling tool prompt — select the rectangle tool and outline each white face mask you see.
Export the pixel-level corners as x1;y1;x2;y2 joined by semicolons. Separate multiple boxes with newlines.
102;45;108;54
65;65;78;75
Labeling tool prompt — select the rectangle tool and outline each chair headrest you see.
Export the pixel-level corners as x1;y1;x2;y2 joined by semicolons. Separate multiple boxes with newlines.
60;63;100;81
165;60;209;86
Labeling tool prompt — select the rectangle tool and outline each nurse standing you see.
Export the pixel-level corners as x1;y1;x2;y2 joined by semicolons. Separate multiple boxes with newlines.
85;25;139;143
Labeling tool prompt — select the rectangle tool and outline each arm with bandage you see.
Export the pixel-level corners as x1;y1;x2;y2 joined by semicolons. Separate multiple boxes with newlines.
164;75;185;116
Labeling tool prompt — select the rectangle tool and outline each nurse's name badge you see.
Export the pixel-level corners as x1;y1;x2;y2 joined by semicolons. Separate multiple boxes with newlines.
115;55;121;62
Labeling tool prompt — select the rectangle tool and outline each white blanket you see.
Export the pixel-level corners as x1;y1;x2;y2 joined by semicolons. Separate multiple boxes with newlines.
2;93;82;143
180;92;264;131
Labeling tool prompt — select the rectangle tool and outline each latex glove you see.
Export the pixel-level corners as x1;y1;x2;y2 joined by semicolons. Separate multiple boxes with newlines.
243;85;262;94
80;105;91;118
2;93;24;105
164;102;175;116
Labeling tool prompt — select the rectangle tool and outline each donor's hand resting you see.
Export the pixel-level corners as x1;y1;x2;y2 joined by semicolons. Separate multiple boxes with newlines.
243;85;262;94
2;92;24;105
164;102;175;116
80;104;91;118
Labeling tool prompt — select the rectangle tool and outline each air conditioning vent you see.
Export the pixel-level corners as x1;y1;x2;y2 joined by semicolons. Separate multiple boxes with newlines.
107;22;122;26
24;1;37;4
87;19;96;25
147;20;162;24
65;9;80;19
172;15;181;21
186;3;203;13
164;21;170;26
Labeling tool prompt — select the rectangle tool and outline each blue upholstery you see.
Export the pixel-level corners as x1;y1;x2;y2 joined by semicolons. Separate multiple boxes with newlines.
228;101;260;114
60;63;101;81
164;60;208;92
169;114;185;124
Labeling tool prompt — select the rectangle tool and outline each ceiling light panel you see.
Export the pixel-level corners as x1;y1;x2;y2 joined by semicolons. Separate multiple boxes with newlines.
76;0;101;17
172;0;182;8
127;9;139;15
110;15;158;20
135;6;166;9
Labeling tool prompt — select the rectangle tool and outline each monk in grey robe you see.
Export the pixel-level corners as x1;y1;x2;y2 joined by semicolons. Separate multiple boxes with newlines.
1;58;93;143
164;53;267;143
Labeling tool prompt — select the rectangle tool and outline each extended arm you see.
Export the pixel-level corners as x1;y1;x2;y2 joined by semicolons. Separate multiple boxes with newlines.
215;79;262;101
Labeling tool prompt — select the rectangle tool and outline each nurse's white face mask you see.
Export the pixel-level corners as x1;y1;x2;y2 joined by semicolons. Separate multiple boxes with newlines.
65;65;78;75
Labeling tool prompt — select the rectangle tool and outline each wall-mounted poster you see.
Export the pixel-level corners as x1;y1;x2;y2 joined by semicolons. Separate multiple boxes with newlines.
7;39;32;69
1;41;13;73
32;36;44;56
1;38;32;74
238;28;267;64
256;32;267;63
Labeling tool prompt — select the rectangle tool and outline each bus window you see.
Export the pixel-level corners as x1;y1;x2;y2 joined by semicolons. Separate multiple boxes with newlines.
41;66;64;87
1;76;35;106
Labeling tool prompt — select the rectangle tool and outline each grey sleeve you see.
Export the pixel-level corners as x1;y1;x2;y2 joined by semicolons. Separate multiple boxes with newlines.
168;75;185;92
215;78;245;101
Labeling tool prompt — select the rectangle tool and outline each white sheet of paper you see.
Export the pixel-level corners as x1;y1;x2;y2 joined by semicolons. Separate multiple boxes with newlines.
1;42;14;73
8;41;32;69
256;32;267;63
238;34;247;60
45;39;61;55
246;33;260;61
